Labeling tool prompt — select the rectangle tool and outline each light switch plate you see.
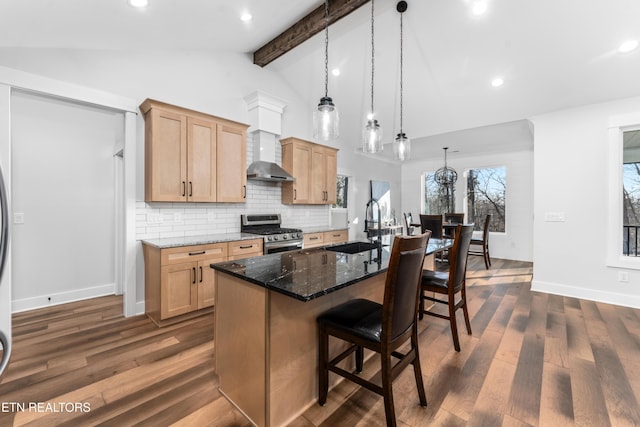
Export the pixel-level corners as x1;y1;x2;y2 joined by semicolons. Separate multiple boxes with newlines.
14;213;24;224
147;213;163;224
544;212;565;222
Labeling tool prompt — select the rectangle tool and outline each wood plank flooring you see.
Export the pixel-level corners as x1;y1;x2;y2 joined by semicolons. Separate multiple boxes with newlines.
1;257;639;426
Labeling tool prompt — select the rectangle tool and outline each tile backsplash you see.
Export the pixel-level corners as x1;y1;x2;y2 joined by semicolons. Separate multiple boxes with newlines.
135;135;331;241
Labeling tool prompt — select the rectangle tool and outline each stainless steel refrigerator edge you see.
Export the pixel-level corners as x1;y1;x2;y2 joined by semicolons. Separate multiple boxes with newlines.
0;164;10;377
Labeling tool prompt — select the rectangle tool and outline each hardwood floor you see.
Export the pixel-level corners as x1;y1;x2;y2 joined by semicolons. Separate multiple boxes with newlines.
1;257;639;426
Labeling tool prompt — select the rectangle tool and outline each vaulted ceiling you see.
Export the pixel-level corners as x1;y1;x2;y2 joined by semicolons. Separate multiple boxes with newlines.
2;0;639;161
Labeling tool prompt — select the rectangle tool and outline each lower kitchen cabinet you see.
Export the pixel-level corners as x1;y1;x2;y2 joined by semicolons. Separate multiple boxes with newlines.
143;238;263;326
303;229;348;249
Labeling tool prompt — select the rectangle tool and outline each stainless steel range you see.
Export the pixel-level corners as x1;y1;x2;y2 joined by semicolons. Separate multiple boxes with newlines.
241;214;303;254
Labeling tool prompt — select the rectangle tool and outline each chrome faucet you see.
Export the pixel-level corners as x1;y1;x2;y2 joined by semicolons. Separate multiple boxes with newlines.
364;198;382;248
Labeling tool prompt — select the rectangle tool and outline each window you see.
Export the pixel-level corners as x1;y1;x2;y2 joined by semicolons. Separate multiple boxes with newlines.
333;175;348;209
423;172;455;214
622;130;640;256
466;166;506;232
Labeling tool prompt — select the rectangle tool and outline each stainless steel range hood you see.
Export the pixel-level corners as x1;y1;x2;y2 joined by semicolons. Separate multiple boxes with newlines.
247;160;294;182
246;129;294;182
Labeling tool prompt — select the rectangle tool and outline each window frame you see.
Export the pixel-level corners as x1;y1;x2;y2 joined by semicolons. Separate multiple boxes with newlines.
607;112;640;269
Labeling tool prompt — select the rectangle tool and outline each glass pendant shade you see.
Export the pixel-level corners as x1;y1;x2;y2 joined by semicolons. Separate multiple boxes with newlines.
393;132;411;161
313;96;339;140
362;119;383;153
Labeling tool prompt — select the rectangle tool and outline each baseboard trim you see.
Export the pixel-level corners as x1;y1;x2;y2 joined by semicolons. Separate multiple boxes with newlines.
531;279;640;309
12;283;116;313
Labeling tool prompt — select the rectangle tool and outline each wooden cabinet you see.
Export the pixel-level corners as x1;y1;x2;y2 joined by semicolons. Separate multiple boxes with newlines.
140;99;248;203
143;238;263;326
303;229;348;249
281;137;338;205
228;239;264;261
303;232;324;248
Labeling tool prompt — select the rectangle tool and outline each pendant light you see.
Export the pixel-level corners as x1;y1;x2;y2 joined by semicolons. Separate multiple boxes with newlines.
393;1;410;161
313;0;339;141
362;0;383;153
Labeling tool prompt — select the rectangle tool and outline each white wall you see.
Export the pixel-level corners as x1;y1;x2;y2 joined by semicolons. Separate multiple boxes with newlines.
400;149;534;262
11;91;122;311
0;49;397;312
531;96;640;308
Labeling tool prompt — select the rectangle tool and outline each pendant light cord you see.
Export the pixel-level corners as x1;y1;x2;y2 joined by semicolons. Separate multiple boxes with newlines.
370;0;375;115
399;8;404;134
324;0;329;98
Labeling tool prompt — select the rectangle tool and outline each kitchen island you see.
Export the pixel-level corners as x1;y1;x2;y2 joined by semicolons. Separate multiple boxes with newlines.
211;239;452;427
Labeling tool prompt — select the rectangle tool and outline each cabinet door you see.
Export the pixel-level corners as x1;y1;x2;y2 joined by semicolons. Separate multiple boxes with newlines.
146;109;187;202
187;117;217;202
324;148;337;204
303;232;324;248
198;258;223;309
217;124;247;202
310;147;327;204
161;262;198;319
282;141;312;204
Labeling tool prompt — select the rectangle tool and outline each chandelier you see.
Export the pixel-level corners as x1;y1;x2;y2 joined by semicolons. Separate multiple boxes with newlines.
434;147;457;186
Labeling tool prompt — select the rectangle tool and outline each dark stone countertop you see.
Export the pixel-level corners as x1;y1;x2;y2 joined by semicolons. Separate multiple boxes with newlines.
210;238;453;302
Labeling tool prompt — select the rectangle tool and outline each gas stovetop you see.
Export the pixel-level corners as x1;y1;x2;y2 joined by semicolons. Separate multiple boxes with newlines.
240;214;303;243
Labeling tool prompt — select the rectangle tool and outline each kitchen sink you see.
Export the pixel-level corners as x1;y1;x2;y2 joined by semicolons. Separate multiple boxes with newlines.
325;241;380;254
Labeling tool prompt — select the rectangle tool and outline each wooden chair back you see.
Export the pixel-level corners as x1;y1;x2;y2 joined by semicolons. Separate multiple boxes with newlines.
382;232;430;342
447;224;474;293
419;214;443;239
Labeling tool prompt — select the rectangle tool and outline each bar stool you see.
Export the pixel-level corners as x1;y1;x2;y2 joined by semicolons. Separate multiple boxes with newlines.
317;232;431;427
419;224;474;351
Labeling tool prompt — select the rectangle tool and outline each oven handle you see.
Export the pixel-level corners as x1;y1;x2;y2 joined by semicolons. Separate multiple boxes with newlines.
266;240;303;249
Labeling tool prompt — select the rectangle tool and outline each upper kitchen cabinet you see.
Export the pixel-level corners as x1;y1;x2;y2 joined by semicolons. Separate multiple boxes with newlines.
280;137;338;205
140;99;248;203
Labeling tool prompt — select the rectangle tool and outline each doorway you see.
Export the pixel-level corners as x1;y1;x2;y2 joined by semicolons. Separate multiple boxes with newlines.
11;91;124;310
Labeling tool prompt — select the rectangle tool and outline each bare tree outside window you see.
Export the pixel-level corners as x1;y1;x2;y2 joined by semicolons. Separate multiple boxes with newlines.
333;175;348;209
423;172;455;214
466;167;506;232
622;130;640;256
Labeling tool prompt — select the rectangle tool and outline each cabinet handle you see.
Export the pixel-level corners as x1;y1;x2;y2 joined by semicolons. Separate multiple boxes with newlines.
182;181;186;197
199;266;203;283
239;245;253;249
192;267;196;284
242;185;247;198
309;237;319;240
189;250;205;256
294;189;297;200
333;234;341;237
189;181;193;197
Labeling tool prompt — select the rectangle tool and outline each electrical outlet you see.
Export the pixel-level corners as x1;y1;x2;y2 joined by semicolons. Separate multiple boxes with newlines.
14;213;24;224
147;213;163;224
174;213;183;222
544;212;565;222
618;271;629;282
207;212;215;222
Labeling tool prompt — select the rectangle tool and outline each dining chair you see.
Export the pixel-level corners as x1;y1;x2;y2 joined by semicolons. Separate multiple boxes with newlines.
317;232;431;427
469;213;492;269
404;212;421;236
419;224;474;351
443;213;464;238
419;214;443;239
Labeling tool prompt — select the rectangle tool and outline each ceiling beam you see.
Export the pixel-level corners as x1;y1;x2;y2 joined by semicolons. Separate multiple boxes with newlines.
253;0;371;67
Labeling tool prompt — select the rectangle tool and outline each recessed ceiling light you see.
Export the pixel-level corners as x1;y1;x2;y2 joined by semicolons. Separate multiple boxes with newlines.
619;40;639;53
472;0;488;16
240;12;253;22
331;68;341;76
128;0;148;8
491;77;504;87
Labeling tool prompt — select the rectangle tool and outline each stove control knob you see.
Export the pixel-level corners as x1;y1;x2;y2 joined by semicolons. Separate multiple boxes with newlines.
297;233;302;238
267;236;273;242
283;235;288;240
274;236;279;241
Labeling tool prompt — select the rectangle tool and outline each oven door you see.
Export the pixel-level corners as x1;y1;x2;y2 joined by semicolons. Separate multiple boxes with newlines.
265;240;303;254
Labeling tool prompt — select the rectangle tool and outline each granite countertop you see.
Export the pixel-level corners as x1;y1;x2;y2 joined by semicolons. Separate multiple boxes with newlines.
142;232;262;249
211;238;453;302
302;226;349;234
